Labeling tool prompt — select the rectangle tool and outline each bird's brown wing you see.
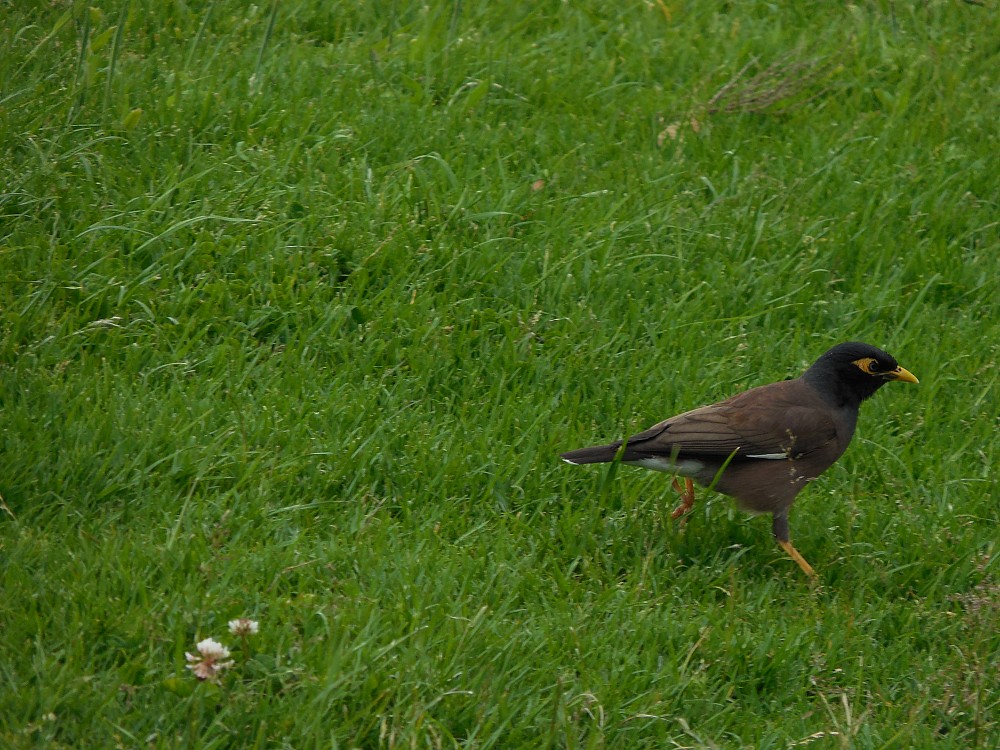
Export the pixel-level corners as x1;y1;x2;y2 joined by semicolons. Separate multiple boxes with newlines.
622;380;838;461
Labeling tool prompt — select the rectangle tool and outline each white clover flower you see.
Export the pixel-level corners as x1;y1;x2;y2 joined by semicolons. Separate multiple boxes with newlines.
196;638;230;659
185;638;234;682
228;618;259;636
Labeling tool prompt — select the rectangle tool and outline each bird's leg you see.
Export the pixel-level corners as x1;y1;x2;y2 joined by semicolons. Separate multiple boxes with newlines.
670;477;696;521
772;511;816;578
777;540;816;578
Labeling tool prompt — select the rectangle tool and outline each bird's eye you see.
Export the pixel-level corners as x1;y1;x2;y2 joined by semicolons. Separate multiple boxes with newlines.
868;360;880;374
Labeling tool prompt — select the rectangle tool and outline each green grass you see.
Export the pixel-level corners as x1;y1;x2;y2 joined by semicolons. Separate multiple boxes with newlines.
1;1;998;747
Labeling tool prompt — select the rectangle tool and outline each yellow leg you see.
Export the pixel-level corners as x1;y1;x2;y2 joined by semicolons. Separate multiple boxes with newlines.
778;539;817;578
670;477;695;520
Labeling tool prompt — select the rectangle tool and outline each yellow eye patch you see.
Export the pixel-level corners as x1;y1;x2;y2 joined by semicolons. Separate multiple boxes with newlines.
852;357;880;374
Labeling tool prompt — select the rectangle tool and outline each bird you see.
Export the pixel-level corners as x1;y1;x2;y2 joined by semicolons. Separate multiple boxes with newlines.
560;342;918;577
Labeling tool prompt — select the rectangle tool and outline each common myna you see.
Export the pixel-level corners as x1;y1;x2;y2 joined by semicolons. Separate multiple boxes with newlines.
560;342;918;577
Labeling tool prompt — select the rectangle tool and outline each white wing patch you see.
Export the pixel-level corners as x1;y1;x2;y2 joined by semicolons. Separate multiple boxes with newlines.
746;452;788;459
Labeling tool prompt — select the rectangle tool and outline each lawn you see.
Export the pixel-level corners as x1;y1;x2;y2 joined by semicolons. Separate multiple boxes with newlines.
1;1;997;747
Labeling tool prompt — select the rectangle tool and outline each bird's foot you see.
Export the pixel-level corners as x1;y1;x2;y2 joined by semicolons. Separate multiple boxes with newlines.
670;477;696;525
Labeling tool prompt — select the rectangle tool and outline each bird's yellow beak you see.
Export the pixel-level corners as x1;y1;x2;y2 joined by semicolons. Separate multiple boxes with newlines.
884;366;918;384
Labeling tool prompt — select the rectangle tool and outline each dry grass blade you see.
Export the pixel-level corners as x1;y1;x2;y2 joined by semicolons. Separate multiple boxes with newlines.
707;51;838;115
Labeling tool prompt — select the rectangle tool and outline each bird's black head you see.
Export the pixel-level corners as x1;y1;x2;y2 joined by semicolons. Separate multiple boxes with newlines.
802;342;918;406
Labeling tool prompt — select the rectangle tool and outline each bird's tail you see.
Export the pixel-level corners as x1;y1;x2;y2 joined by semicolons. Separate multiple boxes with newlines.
560;443;622;465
